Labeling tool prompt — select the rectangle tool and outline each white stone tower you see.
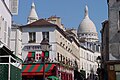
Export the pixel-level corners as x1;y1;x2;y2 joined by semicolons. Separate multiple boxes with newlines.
27;1;38;24
77;6;98;42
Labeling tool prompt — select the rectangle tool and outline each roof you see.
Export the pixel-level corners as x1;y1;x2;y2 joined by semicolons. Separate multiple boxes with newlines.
21;19;57;27
77;6;97;34
20;19;80;47
22;63;56;76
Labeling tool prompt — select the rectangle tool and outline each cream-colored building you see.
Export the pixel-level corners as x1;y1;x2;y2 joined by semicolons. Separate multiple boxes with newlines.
20;2;80;79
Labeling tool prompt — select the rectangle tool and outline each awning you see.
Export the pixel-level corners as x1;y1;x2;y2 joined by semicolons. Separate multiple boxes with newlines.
27;52;35;57
0;42;23;63
22;63;55;75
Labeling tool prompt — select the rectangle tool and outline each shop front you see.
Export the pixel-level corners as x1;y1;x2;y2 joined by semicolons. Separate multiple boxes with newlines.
106;61;120;80
22;63;58;80
58;65;74;80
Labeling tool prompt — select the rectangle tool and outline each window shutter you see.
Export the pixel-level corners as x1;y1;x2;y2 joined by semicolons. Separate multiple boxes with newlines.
11;0;18;15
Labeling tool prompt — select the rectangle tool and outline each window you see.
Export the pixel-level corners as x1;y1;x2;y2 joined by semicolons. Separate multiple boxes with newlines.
0;15;2;36
35;51;42;61
63;56;65;64
4;32;7;43
66;46;68;49
42;32;49;40
4;21;7;43
50;20;56;24
57;53;59;61
29;32;36;43
118;11;120;31
116;72;120;80
66;57;68;64
63;44;65;47
60;42;62;46
117;0;120;2
60;54;62;62
96;45;99;52
87;53;88;60
8;27;11;47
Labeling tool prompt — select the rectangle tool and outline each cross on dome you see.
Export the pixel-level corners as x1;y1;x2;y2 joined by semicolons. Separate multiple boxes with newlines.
85;5;89;18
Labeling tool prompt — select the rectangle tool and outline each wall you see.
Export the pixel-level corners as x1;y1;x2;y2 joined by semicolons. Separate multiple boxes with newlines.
0;0;11;48
108;0;120;60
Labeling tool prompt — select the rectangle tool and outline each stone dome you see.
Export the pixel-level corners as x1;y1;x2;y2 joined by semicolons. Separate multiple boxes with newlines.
27;2;38;24
78;6;97;34
77;6;98;42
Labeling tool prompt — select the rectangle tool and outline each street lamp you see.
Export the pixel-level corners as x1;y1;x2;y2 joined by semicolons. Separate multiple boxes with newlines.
96;56;101;68
96;56;101;80
40;38;51;80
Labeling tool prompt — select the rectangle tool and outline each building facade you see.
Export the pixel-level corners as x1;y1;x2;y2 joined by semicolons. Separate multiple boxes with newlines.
0;0;12;46
101;0;120;80
10;22;22;59
0;0;22;80
77;6;101;79
20;2;79;80
101;20;109;80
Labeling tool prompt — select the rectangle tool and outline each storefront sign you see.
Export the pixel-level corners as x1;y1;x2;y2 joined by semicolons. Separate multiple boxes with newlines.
22;45;42;51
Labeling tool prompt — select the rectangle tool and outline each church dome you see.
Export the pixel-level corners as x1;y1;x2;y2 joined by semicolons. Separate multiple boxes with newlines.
77;6;98;42
27;2;38;24
78;6;97;34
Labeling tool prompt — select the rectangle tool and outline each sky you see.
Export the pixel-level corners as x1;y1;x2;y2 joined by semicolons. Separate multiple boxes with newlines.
13;0;108;40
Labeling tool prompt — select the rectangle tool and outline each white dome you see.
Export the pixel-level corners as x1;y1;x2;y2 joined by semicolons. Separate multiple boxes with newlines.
77;6;98;42
27;2;38;24
78;6;97;34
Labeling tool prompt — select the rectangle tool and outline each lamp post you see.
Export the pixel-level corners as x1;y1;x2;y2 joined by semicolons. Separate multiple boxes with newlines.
40;38;51;80
96;56;101;80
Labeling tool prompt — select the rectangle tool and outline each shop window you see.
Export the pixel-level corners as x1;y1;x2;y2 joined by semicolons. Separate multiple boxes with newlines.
116;72;120;80
35;51;42;62
29;32;36;43
25;52;35;63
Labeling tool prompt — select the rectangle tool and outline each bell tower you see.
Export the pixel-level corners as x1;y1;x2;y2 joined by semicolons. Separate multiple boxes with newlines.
27;1;38;24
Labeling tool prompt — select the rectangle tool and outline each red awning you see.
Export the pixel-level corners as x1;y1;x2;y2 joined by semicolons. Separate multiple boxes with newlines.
22;63;55;76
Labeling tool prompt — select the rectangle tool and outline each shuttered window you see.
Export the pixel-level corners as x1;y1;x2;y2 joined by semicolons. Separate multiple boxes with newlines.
10;0;18;15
